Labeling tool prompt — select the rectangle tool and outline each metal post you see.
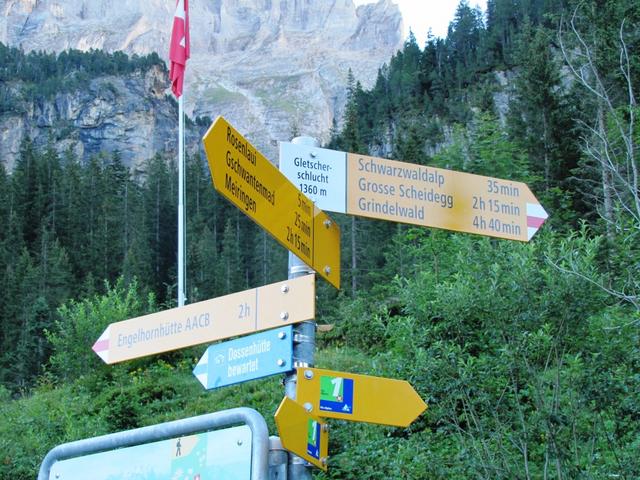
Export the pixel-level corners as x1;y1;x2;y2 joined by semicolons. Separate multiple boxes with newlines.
268;435;288;479
284;136;318;480
177;94;186;307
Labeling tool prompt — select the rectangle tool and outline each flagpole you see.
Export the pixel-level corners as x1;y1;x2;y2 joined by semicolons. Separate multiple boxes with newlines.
178;93;186;307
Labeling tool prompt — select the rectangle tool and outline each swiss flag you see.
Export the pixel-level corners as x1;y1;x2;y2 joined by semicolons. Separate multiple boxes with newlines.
169;0;190;97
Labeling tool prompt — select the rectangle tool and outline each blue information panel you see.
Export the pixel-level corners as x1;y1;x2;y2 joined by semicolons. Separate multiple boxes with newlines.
193;326;293;390
49;425;251;480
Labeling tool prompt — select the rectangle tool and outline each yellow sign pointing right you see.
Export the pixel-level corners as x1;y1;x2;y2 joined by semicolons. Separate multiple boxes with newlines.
279;142;549;242
295;367;427;427
347;153;547;241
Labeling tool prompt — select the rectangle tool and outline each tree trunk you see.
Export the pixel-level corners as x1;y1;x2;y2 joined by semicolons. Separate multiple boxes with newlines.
598;101;615;244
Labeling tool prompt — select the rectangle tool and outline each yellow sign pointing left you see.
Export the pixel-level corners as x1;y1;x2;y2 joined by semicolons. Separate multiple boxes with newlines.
92;275;315;364
275;396;329;471
202;116;340;288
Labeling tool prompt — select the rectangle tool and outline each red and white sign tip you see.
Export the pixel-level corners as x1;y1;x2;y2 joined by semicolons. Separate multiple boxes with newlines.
92;326;110;363
526;203;548;241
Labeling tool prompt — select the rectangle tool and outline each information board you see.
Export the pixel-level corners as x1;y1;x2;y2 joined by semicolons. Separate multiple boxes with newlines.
49;426;252;479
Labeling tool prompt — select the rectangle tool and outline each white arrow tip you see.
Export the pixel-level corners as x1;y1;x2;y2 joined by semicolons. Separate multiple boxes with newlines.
195;373;208;388
193;349;209;388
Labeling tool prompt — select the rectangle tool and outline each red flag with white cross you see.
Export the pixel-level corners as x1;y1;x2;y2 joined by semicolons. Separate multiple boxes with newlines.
169;0;190;97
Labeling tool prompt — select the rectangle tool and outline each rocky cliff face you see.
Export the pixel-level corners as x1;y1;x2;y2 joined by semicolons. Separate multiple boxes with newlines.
0;0;403;168
0;65;207;172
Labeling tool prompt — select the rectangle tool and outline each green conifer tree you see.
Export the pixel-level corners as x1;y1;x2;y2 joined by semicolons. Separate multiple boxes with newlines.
220;215;243;293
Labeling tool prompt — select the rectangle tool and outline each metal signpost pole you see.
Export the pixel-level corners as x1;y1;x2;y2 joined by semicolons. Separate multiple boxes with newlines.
285;136;318;480
177;94;186;307
268;435;288;479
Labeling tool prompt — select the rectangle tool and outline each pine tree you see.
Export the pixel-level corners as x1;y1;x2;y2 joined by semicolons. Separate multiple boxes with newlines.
388;32;422;112
0;164;12;375
189;223;220;301
508;27;579;193
470;112;531;180
39;137;64;236
141;154;177;301
99;151;130;281
339;69;368;294
11;137;41;249
220;215;243;293
253;229;287;287
78;155;107;285
446;1;484;89
121;173;152;288
340;69;366;154
57;148;86;280
1;230;70;388
393;119;427;164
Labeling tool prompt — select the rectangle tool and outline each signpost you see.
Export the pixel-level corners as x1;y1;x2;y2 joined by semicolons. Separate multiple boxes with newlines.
203;117;340;288
294;367;427;427
274;397;329;471
193;326;293;390
92;275;315;364
280;142;548;241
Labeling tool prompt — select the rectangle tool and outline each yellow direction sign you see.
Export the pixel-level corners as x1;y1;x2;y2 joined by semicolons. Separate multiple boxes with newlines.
279;142;548;241
203;116;340;288
92;275;315;364
347;153;547;241
295;367;427;427
274;396;329;471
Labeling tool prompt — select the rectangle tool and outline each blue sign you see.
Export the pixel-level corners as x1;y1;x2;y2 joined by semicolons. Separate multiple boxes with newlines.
50;425;252;479
193;326;293;389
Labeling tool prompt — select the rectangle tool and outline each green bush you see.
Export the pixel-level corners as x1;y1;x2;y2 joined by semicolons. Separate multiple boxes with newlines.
45;278;156;381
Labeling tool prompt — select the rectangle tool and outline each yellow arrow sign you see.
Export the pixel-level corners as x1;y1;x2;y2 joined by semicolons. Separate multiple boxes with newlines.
348;153;547;241
279;142;548;241
92;275;315;364
202;116;340;288
295;367;427;427
274;396;329;471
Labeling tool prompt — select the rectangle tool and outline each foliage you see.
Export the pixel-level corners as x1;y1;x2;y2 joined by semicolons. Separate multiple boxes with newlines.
45;278;156;381
0;144;290;389
0;42;164;108
0;356;283;479
318;231;639;479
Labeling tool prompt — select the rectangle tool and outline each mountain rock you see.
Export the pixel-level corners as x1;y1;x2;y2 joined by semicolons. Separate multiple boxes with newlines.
0;65;209;172
1;0;403;167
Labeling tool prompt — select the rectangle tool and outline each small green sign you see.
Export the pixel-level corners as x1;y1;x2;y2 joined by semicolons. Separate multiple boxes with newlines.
306;419;320;459
319;375;354;414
